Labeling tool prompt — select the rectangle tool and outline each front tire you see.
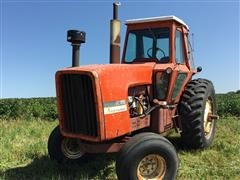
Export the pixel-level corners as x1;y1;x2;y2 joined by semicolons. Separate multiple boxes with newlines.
179;78;217;149
116;133;178;180
48;126;86;163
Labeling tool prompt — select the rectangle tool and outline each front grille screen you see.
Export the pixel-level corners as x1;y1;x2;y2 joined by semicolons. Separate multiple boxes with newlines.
60;74;98;137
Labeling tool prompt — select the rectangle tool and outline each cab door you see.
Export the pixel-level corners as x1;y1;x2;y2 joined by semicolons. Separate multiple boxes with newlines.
151;27;193;133
170;27;193;103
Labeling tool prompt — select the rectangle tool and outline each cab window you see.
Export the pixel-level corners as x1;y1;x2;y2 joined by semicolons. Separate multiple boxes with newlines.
125;33;137;61
187;36;195;69
175;30;184;64
124;28;170;63
155;72;170;100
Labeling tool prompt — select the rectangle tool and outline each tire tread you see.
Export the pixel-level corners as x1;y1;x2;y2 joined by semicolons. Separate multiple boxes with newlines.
179;78;216;149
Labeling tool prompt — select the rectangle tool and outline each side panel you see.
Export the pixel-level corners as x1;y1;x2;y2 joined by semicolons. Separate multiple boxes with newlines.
151;63;177;133
97;65;153;139
152;108;176;133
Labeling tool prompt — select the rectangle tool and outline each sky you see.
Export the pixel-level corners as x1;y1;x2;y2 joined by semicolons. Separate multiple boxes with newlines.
0;0;239;98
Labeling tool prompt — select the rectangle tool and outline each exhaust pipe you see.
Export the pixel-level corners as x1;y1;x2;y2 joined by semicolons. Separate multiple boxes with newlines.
110;2;121;64
67;30;86;67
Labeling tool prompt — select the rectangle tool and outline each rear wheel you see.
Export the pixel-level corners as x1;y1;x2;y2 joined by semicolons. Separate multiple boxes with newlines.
48;126;86;163
116;133;178;180
179;78;217;149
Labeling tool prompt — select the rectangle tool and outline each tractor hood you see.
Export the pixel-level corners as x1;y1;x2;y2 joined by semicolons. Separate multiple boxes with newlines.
56;62;156;140
56;62;155;103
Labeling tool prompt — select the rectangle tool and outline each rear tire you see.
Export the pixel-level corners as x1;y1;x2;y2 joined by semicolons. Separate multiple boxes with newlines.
179;78;217;149
116;132;178;180
48;126;86;163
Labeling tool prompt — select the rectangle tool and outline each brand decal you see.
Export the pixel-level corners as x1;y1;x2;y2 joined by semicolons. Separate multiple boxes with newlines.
104;100;127;115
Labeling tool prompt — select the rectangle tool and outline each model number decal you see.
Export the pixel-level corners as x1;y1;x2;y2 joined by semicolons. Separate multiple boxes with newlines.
104;100;127;115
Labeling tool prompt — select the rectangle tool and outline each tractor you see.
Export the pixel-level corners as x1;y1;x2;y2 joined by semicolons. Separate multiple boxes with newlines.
48;3;218;180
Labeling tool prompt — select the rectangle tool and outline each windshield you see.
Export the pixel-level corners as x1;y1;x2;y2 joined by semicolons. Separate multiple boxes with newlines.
124;28;170;63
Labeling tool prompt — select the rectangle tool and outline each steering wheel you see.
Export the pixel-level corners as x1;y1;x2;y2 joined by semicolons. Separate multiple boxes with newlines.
147;47;166;60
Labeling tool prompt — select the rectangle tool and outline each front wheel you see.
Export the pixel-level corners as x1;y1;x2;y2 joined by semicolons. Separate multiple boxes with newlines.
48;126;86;163
116;132;178;180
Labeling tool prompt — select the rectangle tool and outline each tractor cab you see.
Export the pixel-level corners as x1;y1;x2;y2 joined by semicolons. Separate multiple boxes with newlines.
122;16;195;106
123;16;193;66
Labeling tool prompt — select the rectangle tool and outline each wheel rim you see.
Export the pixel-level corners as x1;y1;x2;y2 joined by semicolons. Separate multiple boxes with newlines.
61;138;84;159
137;154;166;180
203;99;213;139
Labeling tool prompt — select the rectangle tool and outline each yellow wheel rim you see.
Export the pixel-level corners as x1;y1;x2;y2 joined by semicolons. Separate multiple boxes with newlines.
203;99;213;139
137;154;166;180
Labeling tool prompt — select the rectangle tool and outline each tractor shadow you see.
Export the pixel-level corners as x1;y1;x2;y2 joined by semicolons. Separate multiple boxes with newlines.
2;154;117;179
2;136;187;179
166;134;200;153
165;134;186;152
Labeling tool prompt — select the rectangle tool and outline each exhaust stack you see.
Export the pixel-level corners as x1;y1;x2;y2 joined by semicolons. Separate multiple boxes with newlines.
110;2;121;64
67;30;86;67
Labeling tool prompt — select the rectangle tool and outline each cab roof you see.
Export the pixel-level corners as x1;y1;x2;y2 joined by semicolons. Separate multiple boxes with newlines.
125;15;189;30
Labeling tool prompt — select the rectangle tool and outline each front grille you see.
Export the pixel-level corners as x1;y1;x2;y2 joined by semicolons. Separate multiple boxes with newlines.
60;74;98;137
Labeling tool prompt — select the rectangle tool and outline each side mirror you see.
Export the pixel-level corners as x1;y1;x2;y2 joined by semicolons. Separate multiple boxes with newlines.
197;66;202;72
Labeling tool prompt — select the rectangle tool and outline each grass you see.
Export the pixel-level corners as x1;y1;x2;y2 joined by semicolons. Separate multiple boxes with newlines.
0;117;239;179
176;117;240;179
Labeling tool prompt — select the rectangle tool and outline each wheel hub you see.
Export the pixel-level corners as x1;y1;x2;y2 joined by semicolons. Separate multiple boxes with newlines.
137;154;166;180
204;99;213;139
61;138;84;159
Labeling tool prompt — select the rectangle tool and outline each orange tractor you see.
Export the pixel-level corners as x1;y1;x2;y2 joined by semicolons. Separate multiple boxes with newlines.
48;3;218;179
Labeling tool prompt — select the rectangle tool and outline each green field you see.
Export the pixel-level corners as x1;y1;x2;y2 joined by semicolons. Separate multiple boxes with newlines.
0;117;239;179
1;91;240;120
